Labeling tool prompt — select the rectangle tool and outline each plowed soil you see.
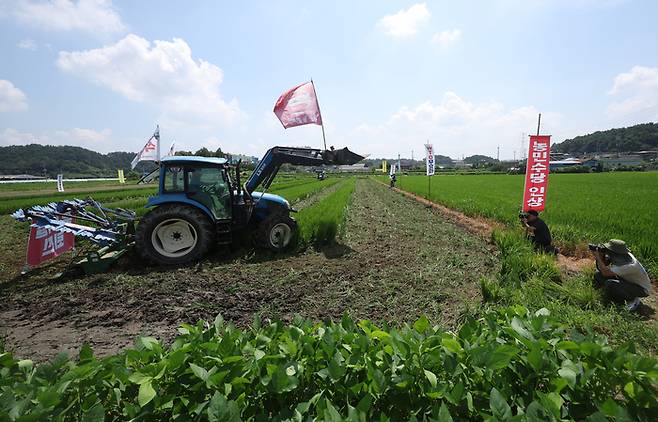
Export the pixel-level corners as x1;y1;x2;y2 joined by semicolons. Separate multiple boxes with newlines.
0;179;496;362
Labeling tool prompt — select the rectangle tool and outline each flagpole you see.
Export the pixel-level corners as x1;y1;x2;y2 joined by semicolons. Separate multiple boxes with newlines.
156;124;161;163
310;79;327;150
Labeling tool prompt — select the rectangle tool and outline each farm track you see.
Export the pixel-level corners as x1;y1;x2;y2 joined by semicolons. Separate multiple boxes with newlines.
382;181;595;275
0;179;496;362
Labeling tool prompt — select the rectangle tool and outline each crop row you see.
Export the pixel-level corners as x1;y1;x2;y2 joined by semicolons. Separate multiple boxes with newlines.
387;172;658;270
1;306;656;420
295;178;356;246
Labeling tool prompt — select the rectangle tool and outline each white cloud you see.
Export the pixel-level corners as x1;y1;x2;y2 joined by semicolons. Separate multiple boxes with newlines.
17;38;37;51
8;0;125;35
341;92;561;159
431;29;462;47
607;65;658;120
377;3;431;38
0;127;113;150
0;80;28;112
57;34;244;129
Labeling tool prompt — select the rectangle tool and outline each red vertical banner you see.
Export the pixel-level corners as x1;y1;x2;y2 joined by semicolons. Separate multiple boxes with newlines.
26;224;75;267
522;135;551;212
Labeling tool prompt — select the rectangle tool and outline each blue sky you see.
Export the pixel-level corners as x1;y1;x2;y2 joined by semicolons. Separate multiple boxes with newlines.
1;0;657;159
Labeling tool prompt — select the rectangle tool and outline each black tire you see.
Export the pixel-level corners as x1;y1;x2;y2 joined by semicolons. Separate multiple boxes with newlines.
256;214;297;251
136;204;215;266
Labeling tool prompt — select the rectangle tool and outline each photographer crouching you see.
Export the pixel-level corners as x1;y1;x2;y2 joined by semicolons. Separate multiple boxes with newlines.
591;239;652;311
519;210;556;254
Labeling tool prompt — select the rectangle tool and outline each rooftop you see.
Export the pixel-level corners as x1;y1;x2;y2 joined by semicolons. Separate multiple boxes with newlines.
161;156;228;165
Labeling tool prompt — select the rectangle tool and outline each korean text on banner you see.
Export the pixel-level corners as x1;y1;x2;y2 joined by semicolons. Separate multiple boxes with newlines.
26;224;75;267
522;135;551;211
425;144;435;176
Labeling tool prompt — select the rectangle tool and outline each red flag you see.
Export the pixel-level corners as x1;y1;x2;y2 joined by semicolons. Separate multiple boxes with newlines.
273;82;323;128
522;135;551;212
26;225;75;267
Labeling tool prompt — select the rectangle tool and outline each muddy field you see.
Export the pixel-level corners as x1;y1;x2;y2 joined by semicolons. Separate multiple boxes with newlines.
0;179;496;361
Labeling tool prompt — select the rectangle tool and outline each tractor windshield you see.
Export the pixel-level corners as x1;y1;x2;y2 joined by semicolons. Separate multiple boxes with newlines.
186;166;231;220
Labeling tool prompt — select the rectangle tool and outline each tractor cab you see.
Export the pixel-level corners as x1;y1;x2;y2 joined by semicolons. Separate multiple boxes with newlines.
150;156;233;222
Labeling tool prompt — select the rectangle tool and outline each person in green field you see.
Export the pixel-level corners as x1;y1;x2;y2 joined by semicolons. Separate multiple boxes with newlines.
592;239;652;312
520;210;556;254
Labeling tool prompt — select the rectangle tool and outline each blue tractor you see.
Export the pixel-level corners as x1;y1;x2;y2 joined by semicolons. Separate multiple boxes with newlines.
134;146;363;265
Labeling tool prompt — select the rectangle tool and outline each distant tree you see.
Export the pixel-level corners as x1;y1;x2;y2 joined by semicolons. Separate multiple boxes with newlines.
553;123;658;154
194;147;214;157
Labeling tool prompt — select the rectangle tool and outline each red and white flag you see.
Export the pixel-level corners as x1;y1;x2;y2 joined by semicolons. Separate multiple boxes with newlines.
273;82;323;128
131;126;160;169
522;135;551;211
26;223;75;267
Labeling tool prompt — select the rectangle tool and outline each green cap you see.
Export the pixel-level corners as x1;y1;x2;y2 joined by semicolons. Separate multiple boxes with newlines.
602;239;630;256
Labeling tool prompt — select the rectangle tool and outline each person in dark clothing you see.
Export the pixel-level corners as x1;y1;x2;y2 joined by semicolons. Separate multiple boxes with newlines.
389;173;397;188
521;210;556;254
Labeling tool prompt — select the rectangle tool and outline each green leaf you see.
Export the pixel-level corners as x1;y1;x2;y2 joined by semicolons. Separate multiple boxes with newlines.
413;315;430;333
128;372;152;385
324;399;343;422
557;341;579;351
441;338;463;354
424;369;438;388
138;381;156;407
17;359;33;371
136;336;160;351
82;403;105;422
207;392;240;422
190;363;209;381
438;402;454;422
510;317;533;340
558;367;577;389
489;388;512;420
79;343;94;362
526;346;542;371
253;349;266;361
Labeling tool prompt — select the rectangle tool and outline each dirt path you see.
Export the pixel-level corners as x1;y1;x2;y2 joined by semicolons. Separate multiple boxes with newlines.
384;182;595;275
0;179;496;362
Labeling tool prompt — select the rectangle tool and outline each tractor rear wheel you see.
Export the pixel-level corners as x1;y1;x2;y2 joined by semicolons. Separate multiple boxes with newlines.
136;204;215;266
256;214;296;251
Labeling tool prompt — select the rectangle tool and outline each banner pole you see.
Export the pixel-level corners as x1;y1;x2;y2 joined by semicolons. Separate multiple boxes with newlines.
536;113;541;136
156;124;160;163
310;79;327;150
428;175;431;200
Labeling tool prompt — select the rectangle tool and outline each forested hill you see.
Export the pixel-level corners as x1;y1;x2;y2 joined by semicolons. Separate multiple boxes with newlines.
553;123;658;154
0;144;154;177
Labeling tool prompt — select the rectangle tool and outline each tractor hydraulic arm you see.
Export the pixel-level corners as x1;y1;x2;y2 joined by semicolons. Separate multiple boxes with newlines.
245;146;364;194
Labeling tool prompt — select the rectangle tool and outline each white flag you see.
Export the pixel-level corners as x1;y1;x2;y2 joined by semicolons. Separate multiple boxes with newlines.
131;126;160;169
425;143;435;176
165;141;175;158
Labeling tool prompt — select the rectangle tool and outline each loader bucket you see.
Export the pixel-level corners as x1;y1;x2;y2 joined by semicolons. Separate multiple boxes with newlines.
322;147;365;165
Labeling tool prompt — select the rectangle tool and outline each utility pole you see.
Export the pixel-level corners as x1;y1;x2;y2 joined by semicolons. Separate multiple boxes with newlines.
513;150;516;161
411;149;414;161
497;145;500;161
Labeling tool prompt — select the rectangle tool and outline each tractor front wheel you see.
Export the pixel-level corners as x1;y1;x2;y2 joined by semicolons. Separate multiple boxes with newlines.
257;214;296;251
136;204;215;266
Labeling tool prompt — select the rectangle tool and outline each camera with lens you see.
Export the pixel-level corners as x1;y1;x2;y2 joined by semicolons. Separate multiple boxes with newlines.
518;211;529;220
588;243;603;252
